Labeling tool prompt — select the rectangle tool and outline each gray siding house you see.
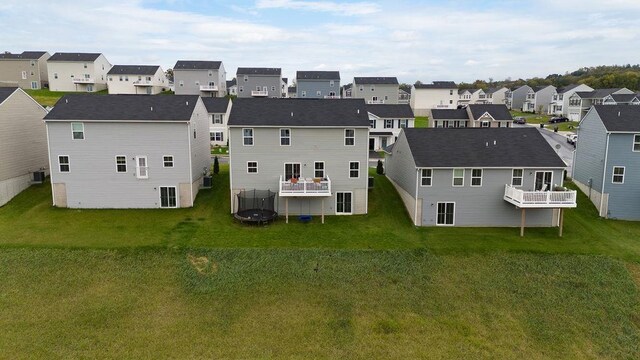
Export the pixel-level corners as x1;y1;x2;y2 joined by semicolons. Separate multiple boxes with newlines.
385;128;575;232
296;71;340;98
567;88;635;121
367;104;414;150
352;77;399;104
430;104;513;128
0;88;49;206
0;51;50;89
505;85;532;110
228;98;370;221
236;67;282;98
522;85;556;113
202;97;232;147
44;95;210;209
573;105;640;220
173;60;227;97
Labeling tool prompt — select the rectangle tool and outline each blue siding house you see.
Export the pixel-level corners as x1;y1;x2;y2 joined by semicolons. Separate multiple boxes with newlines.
296;71;340;98
573;105;640;220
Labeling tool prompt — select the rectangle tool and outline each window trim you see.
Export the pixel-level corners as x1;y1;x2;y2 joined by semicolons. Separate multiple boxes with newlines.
284;162;301;180
58;155;70;173
115;155;127;173
335;191;353;215
384;119;393;129
71;122;84;140
280;128;291;146
612;166;625;184
162;155;174;168
420;168;432;187
247;161;258;174
344;129;355;146
159;186;178;208
633;134;640;152
349;161;360;179
470;168;483;187
436;202;455;226
135;155;149;179
511;168;524;187
242;128;254;146
452;168;464;187
314;161;325;178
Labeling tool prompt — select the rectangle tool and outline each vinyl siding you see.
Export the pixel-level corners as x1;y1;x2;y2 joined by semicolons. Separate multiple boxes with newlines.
0;54;49;89
352;83;399;104
189;99;211;195
236;75;282;98
47;55;111;92
174;67;227;96
296;79;340;98
384;132;417;197
603;133;640;220
106;67;166;95
573;109;608;198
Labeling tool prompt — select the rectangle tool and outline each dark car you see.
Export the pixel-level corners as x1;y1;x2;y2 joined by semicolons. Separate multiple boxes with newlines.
513;116;526;124
549;116;569;123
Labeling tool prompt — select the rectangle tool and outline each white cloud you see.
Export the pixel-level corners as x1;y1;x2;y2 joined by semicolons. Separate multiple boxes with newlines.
255;0;380;16
464;60;479;66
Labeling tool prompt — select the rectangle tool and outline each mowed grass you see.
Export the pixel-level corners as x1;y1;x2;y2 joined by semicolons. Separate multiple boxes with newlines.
415;116;428;128
0;248;638;359
511;110;577;132
24;88;109;107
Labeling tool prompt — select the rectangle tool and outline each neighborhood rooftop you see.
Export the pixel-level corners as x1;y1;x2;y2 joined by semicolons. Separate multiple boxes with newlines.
430;108;469;120
366;104;414;118
556;84;582;93
107;65;160;75
296;71;340;80
47;52;102;62
354;77;398;85
44;95;200;121
414;81;457;89
0;87;18;104
236;67;281;76
0;51;47;60
467;104;513;120
201;97;229;113
575;88;624;99
173;60;222;70
228;98;369;127
592;105;640;132
403;127;567;168
610;93;639;102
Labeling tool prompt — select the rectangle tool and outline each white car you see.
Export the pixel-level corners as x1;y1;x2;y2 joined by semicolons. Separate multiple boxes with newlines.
567;134;578;145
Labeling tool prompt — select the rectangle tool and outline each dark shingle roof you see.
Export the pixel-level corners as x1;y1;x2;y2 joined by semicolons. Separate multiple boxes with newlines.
296;71;340;80
485;87;506;94
228;98;369;127
227;79;236;88
48;52;102;62
414;81;457;89
430;108;469;120
201;97;229;113
44;95;200;121
403;128;566;168
236;67;281;76
0;87;18;104
610;93;639;103
556;84;582;94
593;105;640;132
468;104;513;121
107;65;160;76
366;104;414;118
0;51;47;60
575;88;623;99
173;60;221;70
283;77;288;84
354;77;398;85
532;85;553;92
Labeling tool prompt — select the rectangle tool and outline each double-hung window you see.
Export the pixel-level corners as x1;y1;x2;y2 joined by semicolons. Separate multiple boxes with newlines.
71;122;84;140
247;161;258;174
58;156;70;172
399;119;408;128
421;169;432;186
452;169;464;186
612;166;625;184
369;119;376;128
213;114;223;124
243;128;254;146
511;169;524;186
634;134;640;152
345;129;355;146
163;156;174;168
314;162;325;178
210;132;223;142
280;128;291;146
349;161;360;178
384;119;393;128
471;169;482;186
135;156;148;179
115;156;127;173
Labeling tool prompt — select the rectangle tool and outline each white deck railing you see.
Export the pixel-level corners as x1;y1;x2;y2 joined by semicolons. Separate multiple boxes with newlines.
324;95;340;99
200;85;218;91
279;176;332;197
72;77;94;84
251;90;268;97
503;184;577;208
368;100;385;104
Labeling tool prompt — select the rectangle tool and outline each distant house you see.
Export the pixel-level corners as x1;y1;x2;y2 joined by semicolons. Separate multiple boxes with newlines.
227;79;237;96
410;81;458;116
367;104;414;150
385;127;575;232
430;104;513;128
547;84;593;117
236;67;282;98
398;88;410;104
458;88;488;106
43;95;210;208
282;77;288;98
342;83;352;98
106;65;166;95
352;77;399;104
296;71;340;98
228;98;370;221
573;105;640;220
504;85;532;110
0;51;50;89
173;60;227;97
567;88;635;121
202;97;232;147
485;87;509;105
603;93;640;106
0;88;49;206
522;85;556;113
47;52;111;92
288;86;297;98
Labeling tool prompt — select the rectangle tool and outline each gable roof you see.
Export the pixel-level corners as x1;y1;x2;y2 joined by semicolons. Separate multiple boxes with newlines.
227;79;236;88
468;104;513;120
414;81;457;89
366;104;414;118
593;105;640;132
485;87;507;94
575;88;624;99
228;98;369;127
0;51;48;60
201;97;230;113
402;127;566;168
296;71;340;80
48;52;102;62
107;65;160;76
532;85;553;92
236;67;281;76
354;77;398;85
173;60;222;70
430;108;469;120
0;87;18;104
556;84;582;94
44;95;200;121
610;93;639;103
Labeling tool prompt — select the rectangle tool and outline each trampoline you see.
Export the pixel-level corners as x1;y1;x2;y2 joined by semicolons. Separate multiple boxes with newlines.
234;189;278;224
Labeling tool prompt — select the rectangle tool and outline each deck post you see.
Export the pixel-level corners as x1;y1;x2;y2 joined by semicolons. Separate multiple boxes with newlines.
558;208;564;237
285;198;289;224
520;208;526;237
321;198;325;224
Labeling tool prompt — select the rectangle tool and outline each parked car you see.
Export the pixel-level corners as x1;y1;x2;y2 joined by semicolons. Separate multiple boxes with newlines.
567;134;578;145
513;116;526;124
549;116;569;123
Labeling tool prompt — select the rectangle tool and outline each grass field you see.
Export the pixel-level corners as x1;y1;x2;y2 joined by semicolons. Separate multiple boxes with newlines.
24;89;109;107
415;116;428;128
510;110;578;132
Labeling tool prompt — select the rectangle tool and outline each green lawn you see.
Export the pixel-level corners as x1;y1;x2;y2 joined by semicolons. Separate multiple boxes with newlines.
25;88;109;107
415;116;428;128
211;146;229;155
510;110;578;132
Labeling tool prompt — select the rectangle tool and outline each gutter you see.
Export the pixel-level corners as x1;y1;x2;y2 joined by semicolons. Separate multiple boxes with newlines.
599;132;611;217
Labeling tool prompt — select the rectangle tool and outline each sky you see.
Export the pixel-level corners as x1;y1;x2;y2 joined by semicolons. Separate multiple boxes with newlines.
1;0;638;84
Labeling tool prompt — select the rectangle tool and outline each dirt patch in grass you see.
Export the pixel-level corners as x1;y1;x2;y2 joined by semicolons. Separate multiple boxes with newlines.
187;254;218;274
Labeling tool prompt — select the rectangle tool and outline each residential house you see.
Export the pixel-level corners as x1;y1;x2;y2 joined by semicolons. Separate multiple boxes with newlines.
106;65;166;95
504;85;532;110
0;88;49;206
602;93;640;106
398;88;410;104
296;71;340;98
352;77;399;104
385;127;575;232
43;95;210;208
485;87;509;105
410;81;458;116
0;51;50;89
457;88;489;106
367;104;414;151
547;84;593;117
173;60;227;97
288;86;297;98
47;52;111;92
227;79;237;96
236;67;282;98
573;105;640;220
342;84;352;98
522;85;556;113
228;98;369;221
282;78;288;98
567;88;635;121
202;97;232;147
430;104;513;128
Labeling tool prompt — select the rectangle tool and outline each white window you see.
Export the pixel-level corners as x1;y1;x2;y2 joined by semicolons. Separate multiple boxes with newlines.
271;86;276;91
345;129;355;146
213;114;223;124
30;60;35;66
115;156;127;173
369;119;376;128
243;128;254;146
83;63;87;69
471;169;482;186
349;161;360;178
119;76;123;82
71;122;84;140
163;155;174;168
125;76;129;82
633;134;640;152
179;80;184;87
301;90;306;97
330;80;335;87
58;156;70;173
195;81;200;86
284;163;301;180
54;73;58;79
370;86;375;92
21;71;27;79
108;77;112;81
336;192;352;214
399;119;408;128
247;161;258;174
136;156;148;179
31;81;38;89
452;169;464;187
314;161;325;178
384;119;393;128
421;169;432;186
210;132;223;142
239;86;243;92
481;121;490;128
159;186;177;208
316;90;321;96
280;128;291;146
612;166;625;184
511;169;524;186
449;90;453;95
208;71;213;77
436;202;455;226
359;86;364;92
243;75;248;82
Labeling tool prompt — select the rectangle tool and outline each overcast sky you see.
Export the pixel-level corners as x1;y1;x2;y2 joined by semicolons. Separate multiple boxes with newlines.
1;0;638;84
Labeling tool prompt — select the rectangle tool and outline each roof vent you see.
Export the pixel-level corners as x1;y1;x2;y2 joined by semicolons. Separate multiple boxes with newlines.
65;98;68;104
493;140;497;146
291;112;294;117
186;101;189;106
357;109;360;114
150;106;153;111
485;142;488;147
618;111;621;117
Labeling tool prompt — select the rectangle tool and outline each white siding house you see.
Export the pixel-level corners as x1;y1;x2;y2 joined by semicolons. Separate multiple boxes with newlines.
410;81;458;116
107;65;166;95
47;53;111;92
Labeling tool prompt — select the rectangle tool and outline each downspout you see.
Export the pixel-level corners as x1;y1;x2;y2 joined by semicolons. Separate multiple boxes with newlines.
187;122;194;207
45;122;55;206
599;132;611;217
228;128;234;214
414;168;419;226
365;127;369;214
